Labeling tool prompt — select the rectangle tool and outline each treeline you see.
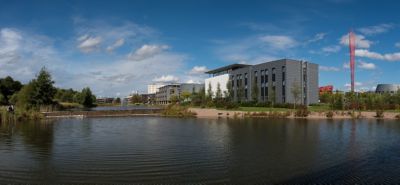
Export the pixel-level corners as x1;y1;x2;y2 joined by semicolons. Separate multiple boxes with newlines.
1;67;96;111
320;91;400;111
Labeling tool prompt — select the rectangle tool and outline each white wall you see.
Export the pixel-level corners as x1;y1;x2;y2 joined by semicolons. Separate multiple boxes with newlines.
205;74;229;98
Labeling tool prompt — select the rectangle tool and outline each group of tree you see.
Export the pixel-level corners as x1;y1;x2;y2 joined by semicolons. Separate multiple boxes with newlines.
2;67;96;110
321;91;400;111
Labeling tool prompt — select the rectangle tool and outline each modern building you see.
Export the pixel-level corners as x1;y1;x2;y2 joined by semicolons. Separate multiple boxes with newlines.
205;59;319;105
375;84;400;94
155;83;204;104
147;84;165;94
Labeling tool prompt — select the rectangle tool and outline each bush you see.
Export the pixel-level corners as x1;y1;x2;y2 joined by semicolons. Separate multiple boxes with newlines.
375;110;384;118
395;114;400;119
326;111;334;118
295;106;310;117
162;104;196;117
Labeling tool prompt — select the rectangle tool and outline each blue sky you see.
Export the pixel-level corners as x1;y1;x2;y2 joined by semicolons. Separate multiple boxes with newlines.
1;0;400;97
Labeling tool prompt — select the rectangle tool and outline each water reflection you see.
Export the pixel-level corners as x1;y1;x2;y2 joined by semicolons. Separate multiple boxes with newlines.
0;117;399;184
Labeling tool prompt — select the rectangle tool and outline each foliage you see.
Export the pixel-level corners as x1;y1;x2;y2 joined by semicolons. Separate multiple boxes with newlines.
0;76;22;105
162;104;196;117
130;94;143;104
33;67;57;105
207;82;213;100
294;106;310;117
54;88;79;103
326;111;334;118
375;110;384;118
215;82;222;99
79;87;96;108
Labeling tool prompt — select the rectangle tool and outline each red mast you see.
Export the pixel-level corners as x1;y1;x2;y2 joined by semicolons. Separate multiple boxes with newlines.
349;30;356;92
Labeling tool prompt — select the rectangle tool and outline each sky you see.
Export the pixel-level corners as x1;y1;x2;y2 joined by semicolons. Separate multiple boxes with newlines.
1;0;400;97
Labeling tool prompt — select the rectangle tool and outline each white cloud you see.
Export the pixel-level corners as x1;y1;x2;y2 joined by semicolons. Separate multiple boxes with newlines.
345;81;363;87
260;35;297;50
358;61;376;70
188;66;209;75
307;33;326;43
128;44;169;61
358;23;393;35
343;61;376;70
106;38;125;52
319;66;340;72
77;36;102;53
322;45;341;53
152;75;179;83
343;62;350;69
340;33;372;48
0;28;58;81
355;49;400;62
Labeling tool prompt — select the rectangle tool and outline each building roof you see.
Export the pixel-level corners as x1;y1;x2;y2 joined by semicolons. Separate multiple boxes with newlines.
205;64;250;74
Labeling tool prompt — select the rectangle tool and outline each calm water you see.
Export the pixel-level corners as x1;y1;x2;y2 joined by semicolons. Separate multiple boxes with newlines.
0;117;400;184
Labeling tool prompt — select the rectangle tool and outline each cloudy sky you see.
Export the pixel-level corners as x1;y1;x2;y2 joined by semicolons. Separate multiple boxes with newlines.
1;0;400;96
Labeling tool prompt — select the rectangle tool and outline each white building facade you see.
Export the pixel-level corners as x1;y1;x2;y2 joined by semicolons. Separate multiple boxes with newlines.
205;74;229;98
147;84;165;94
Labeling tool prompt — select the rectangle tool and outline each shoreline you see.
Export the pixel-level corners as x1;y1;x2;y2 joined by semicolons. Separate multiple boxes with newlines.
189;108;400;120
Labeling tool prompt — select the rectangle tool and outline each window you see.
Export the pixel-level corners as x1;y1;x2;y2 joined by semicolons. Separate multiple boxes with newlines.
272;68;276;82
236;74;240;87
244;73;248;86
265;87;268;99
254;71;258;83
282;66;286;82
245;89;248;99
265;69;269;83
261;86;264;98
261;70;264;83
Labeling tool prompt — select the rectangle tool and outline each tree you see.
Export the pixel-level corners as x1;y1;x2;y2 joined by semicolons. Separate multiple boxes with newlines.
207;82;213;100
291;81;301;110
79;87;96;108
14;82;36;110
130;94;142;104
114;97;121;104
0;76;22;104
226;80;234;101
181;91;192;102
33;67;57;105
215;83;222;99
251;78;259;103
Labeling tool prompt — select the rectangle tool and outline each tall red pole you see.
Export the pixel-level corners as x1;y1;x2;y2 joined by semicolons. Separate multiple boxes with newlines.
349;30;356;92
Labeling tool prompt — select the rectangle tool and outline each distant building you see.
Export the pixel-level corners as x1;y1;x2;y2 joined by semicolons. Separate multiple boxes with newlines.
96;97;114;104
375;84;400;94
205;59;319;105
147;84;165;94
155;83;204;104
319;85;333;95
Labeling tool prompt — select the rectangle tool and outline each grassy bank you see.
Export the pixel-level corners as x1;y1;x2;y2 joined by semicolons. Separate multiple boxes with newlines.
162;104;196;117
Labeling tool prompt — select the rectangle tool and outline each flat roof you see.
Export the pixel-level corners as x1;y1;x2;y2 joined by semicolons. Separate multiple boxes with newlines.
205;64;250;74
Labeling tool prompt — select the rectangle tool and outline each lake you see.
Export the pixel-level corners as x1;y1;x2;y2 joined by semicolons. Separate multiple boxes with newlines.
0;117;399;184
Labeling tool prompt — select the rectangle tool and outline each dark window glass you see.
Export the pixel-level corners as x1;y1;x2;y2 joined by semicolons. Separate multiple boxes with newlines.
244;73;248;85
272;68;276;81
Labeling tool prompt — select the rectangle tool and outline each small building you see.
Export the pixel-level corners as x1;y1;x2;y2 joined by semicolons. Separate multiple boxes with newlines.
205;59;319;105
155;83;204;104
319;85;333;95
375;84;400;94
96;97;114;104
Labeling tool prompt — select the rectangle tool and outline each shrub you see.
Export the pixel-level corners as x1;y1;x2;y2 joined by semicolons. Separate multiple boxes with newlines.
375;110;384;118
326;111;334;118
295;106;310;117
395;114;400;119
162;104;196;117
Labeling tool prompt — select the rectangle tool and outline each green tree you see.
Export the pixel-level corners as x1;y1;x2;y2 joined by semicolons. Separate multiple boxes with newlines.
207;82;213;100
226;80;234;101
33;67;56;105
130;94;142;104
79;87;96;108
0;76;22;104
14;82;37;110
215;83;222;99
181;91;192;102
